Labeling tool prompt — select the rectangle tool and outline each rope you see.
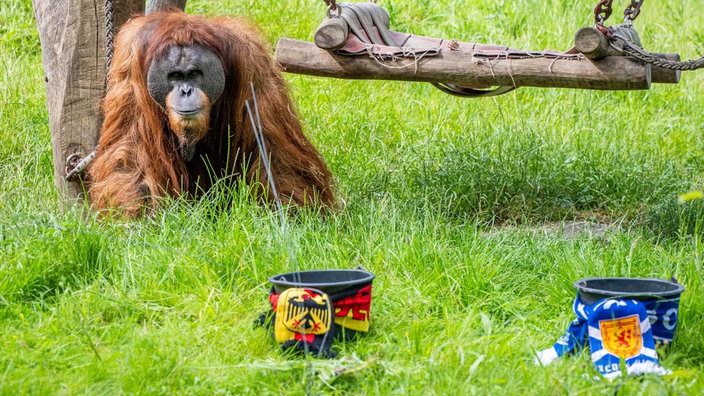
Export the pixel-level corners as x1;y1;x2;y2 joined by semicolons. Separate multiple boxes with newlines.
612;32;704;71
104;0;114;81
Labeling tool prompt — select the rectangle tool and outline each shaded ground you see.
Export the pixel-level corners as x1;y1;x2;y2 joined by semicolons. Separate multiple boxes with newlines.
491;219;621;239
530;220;617;239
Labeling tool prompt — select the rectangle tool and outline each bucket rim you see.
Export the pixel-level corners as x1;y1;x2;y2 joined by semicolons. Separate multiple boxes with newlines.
268;269;375;289
573;277;685;301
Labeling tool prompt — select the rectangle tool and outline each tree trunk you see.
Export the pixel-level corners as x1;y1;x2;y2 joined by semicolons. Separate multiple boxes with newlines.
32;0;144;206
146;0;187;14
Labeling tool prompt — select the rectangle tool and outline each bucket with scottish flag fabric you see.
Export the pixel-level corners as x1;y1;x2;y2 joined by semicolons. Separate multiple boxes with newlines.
536;277;684;379
575;277;684;347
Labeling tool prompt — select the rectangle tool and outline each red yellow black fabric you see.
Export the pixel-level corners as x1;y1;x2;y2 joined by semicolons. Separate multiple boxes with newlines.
263;282;373;357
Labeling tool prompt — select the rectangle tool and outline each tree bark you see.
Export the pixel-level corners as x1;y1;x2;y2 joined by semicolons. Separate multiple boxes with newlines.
146;0;187;14
32;0;144;206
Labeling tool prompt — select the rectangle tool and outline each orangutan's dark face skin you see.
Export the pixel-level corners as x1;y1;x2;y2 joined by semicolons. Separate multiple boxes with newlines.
147;44;225;161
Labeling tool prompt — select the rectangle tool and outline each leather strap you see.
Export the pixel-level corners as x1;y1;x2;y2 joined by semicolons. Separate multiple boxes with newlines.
330;2;582;97
432;83;517;98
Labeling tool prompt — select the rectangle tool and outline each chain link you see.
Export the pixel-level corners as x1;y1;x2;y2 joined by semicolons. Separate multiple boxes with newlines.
624;0;644;21
594;0;613;26
594;0;644;26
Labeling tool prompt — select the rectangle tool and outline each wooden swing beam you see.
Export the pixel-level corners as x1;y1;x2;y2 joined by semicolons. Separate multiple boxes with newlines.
276;13;680;91
275;35;680;91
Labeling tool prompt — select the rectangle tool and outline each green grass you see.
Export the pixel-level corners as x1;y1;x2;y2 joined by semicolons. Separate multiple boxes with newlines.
2;0;704;394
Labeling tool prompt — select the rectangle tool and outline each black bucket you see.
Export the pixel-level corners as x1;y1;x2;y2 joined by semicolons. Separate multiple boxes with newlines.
573;277;685;345
574;277;685;305
268;269;375;295
265;269;376;356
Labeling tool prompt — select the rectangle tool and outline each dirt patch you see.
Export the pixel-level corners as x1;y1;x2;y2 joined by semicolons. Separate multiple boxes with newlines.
488;220;621;240
528;220;618;239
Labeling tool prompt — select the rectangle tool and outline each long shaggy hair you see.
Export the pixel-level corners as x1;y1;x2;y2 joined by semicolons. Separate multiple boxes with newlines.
87;11;335;217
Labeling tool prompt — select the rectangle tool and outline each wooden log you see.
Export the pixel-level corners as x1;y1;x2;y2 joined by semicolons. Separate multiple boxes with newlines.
32;0;144;205
574;27;613;59
575;26;642;58
275;38;654;90
146;0;187;14
314;17;349;50
575;27;680;84
314;5;391;50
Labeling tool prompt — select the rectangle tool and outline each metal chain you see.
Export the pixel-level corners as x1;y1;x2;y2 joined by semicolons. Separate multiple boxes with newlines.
594;0;613;25
624;0;644;22
594;0;644;26
323;0;377;18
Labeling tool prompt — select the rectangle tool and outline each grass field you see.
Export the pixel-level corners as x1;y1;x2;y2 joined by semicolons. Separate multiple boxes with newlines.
1;0;704;394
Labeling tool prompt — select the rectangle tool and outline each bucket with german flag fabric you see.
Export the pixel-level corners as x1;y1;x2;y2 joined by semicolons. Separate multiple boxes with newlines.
260;269;375;357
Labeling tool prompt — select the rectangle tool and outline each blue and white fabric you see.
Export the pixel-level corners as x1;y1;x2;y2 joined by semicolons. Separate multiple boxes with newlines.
536;293;678;379
586;299;668;379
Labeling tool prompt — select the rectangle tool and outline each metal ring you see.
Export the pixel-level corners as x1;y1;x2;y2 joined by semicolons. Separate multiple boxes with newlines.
66;153;82;167
327;3;342;18
64;150;97;181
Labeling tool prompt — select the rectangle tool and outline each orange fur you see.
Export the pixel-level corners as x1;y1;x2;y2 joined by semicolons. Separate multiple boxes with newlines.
87;11;336;217
165;90;211;147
